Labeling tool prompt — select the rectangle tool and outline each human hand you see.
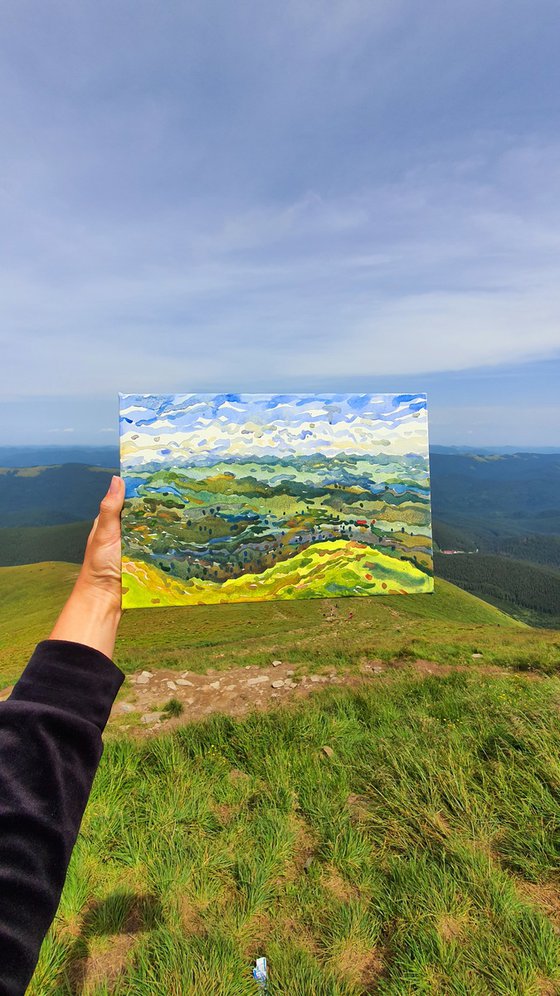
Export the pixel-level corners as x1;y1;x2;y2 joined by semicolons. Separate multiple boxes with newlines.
75;475;126;611
48;475;126;659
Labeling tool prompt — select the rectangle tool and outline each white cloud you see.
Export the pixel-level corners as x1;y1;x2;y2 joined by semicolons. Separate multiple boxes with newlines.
1;0;559;417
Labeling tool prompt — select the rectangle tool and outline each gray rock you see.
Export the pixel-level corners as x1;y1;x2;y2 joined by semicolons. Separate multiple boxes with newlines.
166;681;178;690
209;681;221;689
247;675;269;686
136;674;151;685
176;679;194;686
119;703;136;713
310;675;323;683
141;712;164;724
271;679;285;689
272;660;282;667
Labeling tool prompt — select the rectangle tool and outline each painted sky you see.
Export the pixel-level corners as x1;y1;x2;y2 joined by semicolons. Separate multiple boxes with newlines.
1;1;559;446
120;393;428;466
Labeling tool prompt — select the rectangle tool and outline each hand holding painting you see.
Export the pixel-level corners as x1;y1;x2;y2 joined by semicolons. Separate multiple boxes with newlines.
48;474;126;659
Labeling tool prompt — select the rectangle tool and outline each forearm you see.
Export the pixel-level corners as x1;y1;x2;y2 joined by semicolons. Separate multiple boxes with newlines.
0;641;124;995
48;580;121;659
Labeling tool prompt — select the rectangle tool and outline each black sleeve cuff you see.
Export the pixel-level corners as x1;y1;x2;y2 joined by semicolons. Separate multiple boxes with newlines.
8;640;125;733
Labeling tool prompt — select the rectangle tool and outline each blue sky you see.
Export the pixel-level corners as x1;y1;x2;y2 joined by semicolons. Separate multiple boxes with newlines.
1;1;559;446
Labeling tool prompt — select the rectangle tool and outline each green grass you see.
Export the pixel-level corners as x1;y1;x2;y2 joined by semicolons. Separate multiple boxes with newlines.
3;562;560;991
163;697;185;717
27;672;560;994
3;562;560;688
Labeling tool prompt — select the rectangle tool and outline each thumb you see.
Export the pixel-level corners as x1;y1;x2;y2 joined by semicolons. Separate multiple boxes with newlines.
95;475;125;540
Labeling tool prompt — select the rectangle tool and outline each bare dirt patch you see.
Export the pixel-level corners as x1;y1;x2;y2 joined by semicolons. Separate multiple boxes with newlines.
515;878;560;931
332;938;386;990
66;933;135;994
322;865;361;904
109;656;544;737
437;914;464;943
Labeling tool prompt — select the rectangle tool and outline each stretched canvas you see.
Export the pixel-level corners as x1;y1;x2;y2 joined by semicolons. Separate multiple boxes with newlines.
119;393;433;608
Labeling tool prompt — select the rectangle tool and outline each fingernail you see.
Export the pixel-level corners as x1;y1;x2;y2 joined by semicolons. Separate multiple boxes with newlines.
109;475;120;493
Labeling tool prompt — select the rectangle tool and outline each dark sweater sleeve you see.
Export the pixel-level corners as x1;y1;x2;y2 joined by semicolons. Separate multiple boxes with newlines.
0;639;124;996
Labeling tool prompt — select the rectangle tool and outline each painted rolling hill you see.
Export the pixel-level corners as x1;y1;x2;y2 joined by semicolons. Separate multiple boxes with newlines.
122;539;434;608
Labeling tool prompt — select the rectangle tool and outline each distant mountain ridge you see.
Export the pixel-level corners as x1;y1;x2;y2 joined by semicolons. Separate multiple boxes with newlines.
1;443;559;468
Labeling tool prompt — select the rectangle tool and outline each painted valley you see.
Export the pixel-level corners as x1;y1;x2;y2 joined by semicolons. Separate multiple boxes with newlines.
119;393;434;608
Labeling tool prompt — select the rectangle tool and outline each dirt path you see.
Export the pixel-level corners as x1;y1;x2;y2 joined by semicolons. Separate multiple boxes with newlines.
109;657;549;735
0;656;548;733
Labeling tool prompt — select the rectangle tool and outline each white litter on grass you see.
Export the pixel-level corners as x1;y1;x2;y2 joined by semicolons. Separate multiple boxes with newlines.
253;956;268;989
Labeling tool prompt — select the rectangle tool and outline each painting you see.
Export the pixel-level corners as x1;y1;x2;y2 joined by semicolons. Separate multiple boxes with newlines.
119;393;434;608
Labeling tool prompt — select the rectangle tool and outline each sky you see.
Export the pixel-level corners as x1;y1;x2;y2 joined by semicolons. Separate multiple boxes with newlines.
1;0;559;447
119;392;429;467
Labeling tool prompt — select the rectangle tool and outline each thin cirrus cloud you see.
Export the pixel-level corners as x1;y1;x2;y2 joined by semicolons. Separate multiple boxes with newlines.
0;0;559;444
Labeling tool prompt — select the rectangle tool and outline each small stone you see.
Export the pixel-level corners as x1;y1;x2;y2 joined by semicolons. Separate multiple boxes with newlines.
286;681;297;688
166;681;178;690
372;666;383;674
272;660;282;667
176;679;193;686
271;679;285;689
136;674;151;685
119;703;135;713
286;669;295;676
321;745;335;758
247;675;269;686
472;653;484;659
141;712;164;724
225;684;236;691
310;675;322;683
181;670;190;677
209;681;221;689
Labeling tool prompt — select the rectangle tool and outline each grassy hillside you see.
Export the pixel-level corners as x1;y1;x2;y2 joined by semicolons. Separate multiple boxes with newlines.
435;552;560;629
0;464;113;526
3;561;560;993
0;520;91;566
28;669;560;995
3;561;560;689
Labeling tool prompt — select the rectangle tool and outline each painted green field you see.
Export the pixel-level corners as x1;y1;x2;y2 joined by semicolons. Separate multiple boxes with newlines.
121;454;433;609
2;564;560;993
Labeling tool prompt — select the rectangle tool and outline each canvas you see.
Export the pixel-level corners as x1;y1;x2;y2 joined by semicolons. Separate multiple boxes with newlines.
119;393;434;608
